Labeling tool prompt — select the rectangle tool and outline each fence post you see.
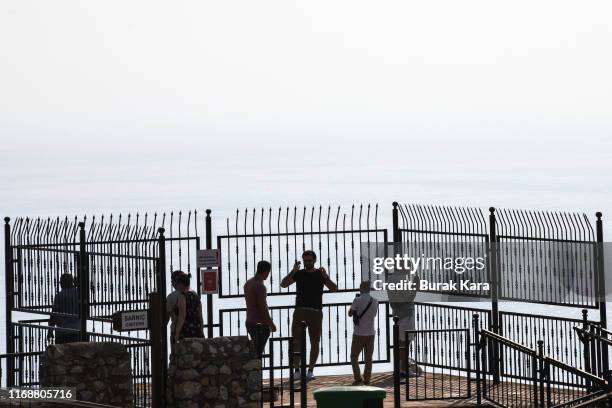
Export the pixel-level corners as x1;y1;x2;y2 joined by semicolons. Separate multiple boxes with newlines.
473;314;481;406
300;321;307;408
392;202;400;243
596;212;609;374
205;209;214;339
537;340;544;408
4;217;15;387
582;309;592;376
289;339;295;408
393;316;400;408
269;338;274;408
149;292;162;408
256;323;264;408
488;207;500;384
78;222;89;342
157;227;168;408
546;360;552;407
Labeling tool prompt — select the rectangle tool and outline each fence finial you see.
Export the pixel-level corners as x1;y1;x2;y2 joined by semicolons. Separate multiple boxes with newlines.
596;211;602;220
158;227;165;236
489;207;496;214
4;217;9;224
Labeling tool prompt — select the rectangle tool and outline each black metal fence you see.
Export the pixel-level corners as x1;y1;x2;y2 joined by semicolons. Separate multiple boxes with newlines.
219;301;391;368
3;203;609;408
404;328;472;401
3;211;201;408
475;325;608;408
216;205;386;298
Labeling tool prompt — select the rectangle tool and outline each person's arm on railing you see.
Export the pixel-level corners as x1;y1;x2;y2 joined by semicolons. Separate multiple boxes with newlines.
320;267;338;292
280;261;300;288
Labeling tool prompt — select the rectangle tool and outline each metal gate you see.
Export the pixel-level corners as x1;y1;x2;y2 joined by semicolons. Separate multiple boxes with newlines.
3;213;202;407
215;205;391;367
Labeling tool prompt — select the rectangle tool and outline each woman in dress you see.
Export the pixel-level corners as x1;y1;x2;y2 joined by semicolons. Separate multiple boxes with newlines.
172;270;204;343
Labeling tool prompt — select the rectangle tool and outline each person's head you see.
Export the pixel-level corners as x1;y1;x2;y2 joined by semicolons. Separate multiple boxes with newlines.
60;273;74;290
256;260;272;280
302;250;317;269
359;281;371;294
171;270;191;292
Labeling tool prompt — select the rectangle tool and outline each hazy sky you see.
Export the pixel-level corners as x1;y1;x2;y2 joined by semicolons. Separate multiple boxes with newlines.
0;0;610;222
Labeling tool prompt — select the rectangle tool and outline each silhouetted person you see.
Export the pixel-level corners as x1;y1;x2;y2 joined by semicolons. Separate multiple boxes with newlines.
348;281;378;385
171;271;204;343
281;250;338;381
47;274;81;344
389;272;422;377
166;270;183;343
244;260;277;354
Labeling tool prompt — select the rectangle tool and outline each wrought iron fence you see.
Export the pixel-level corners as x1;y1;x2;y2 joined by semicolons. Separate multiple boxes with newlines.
396;203;490;298
219;301;391;368
495;209;598;309
4;211;200;408
404;328;472;401
500;310;599;381
216;205;386;298
475;326;608;408
3;203;609;408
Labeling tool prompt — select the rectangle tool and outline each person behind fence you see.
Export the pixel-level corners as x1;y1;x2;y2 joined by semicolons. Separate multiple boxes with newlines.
281;250;338;381
244;260;277;354
348;281;379;385
47;273;81;344
166;270;184;345
388;272;423;378
171;270;204;343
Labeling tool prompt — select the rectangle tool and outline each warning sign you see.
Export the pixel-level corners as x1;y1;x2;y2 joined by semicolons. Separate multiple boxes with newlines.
112;310;149;331
197;249;219;269
201;268;218;294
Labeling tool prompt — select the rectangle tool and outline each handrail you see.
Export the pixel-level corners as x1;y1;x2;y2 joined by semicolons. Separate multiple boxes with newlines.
551;389;612;408
545;356;607;386
574;326;612;347
0;351;44;358
480;329;537;355
580;321;612;337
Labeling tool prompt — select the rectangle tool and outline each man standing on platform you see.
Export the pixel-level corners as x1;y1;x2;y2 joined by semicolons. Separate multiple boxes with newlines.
281;250;338;381
244;260;277;354
349;281;379;385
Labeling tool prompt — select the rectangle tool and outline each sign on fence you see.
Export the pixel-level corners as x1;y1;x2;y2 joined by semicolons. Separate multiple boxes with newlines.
201;268;218;294
197;249;219;269
112;310;149;331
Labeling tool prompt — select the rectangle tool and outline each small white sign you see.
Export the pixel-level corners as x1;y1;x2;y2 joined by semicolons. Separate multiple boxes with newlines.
197;249;219;269
120;310;148;331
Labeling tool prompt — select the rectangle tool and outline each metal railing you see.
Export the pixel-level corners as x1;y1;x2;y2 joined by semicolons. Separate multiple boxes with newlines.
216;205;386;298
404;328;472;401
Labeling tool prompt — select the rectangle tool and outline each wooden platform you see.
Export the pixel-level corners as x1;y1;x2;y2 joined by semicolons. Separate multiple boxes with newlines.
267;372;486;407
266;371;588;407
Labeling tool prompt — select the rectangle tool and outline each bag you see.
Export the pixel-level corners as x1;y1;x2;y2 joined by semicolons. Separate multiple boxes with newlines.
353;298;373;326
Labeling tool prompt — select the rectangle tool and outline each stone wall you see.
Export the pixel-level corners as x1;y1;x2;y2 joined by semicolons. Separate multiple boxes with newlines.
168;336;261;408
39;342;133;407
